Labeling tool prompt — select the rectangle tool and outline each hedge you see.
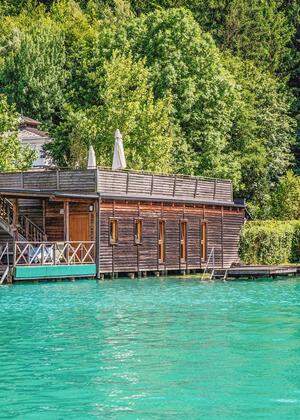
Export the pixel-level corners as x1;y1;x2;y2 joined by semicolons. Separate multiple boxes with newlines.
239;220;300;265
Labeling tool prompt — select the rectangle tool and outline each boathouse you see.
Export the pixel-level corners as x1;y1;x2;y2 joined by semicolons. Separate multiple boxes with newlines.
0;168;245;282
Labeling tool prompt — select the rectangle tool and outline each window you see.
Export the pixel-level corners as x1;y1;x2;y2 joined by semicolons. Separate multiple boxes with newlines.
109;219;118;245
158;220;165;263
134;219;143;244
201;222;207;260
180;221;187;262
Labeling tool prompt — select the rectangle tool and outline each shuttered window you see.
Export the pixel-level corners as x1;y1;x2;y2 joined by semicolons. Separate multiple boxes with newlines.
158;220;165;263
134;219;143;244
109;219;118;245
180;221;187;262
201;222;207;260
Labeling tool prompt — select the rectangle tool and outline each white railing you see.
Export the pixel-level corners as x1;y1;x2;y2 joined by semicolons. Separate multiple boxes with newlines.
201;247;215;281
14;241;95;266
0;243;10;284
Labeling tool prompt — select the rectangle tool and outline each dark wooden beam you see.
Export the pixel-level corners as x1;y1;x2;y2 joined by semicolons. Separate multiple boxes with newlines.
64;201;69;241
95;198;101;279
221;206;224;269
12;198;19;240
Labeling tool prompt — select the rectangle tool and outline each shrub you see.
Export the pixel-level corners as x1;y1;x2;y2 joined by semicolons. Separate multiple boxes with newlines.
239;220;300;265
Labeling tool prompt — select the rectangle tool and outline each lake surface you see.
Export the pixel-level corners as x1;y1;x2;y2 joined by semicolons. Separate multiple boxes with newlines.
1;277;300;419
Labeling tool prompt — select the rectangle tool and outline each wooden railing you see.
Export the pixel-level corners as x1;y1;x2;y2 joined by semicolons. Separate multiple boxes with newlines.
0;168;234;203
0;243;10;284
18;214;46;242
0;197;13;226
0;196;46;241
14;241;95;266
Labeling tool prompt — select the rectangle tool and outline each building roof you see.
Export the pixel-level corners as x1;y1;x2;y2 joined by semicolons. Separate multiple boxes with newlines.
18;116;52;145
19;116;40;127
0;168;245;208
19;127;50;142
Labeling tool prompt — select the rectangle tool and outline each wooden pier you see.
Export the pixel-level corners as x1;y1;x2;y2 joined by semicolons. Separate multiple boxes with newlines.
214;265;300;280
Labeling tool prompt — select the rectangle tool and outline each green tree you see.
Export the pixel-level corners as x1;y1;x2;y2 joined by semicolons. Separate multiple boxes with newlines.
51;53;175;172
271;171;300;220
0;94;35;171
223;56;296;212
0;11;66;125
130;0;297;75
126;8;241;181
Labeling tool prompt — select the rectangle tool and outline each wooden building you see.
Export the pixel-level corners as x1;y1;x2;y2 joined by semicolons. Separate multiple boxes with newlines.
18;116;53;168
0;168;245;282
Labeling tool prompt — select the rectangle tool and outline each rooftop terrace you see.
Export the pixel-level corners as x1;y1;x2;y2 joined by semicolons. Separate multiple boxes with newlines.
0;168;238;206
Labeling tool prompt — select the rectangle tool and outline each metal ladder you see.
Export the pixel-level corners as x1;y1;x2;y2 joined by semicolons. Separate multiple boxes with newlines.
213;268;228;281
201;248;215;281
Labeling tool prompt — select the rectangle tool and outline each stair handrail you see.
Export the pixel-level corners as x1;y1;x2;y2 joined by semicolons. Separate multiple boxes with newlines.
0;196;47;242
201;247;215;281
19;214;47;241
0;196;13;225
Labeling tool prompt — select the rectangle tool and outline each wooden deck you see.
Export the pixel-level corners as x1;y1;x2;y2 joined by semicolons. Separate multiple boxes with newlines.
225;265;300;279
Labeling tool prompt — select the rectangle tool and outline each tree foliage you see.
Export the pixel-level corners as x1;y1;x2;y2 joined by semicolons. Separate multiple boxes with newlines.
0;0;298;218
271;171;300;220
239;220;300;264
0;10;66;125
0;94;35;171
50;53;175;172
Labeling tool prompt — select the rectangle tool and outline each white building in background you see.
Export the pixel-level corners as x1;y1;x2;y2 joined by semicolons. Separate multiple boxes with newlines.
18;116;52;168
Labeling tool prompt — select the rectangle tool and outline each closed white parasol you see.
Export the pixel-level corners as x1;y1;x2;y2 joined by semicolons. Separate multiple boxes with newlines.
87;145;96;169
112;129;126;170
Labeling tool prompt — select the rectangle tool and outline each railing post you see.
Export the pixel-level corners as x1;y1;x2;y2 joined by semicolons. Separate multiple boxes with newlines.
41;243;44;265
13;242;16;268
126;172;130;194
6;243;9;267
67;242;70;265
25;218;29;240
173;175;177;197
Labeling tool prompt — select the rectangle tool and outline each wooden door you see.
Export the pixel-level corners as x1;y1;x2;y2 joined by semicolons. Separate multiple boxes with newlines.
69;214;90;262
69;214;90;242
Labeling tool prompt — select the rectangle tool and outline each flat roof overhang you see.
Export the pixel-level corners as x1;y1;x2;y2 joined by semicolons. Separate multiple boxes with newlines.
0;189;245;208
99;193;245;208
0;189;98;200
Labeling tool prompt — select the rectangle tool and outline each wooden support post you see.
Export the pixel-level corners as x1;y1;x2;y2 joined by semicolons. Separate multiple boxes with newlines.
42;199;46;239
12;199;18;240
64;201;69;241
221;206;224;269
95;198;101;279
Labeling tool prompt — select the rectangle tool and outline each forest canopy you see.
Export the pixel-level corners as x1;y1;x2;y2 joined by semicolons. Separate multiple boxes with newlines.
0;0;299;218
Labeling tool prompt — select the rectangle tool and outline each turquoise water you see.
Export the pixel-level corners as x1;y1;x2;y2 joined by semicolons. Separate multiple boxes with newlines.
1;277;300;419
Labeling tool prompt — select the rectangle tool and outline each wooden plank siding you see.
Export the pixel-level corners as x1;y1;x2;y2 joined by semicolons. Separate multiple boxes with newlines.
0;170;97;193
18;198;44;229
97;169;233;203
0;169;234;205
98;200;245;274
0;168;245;277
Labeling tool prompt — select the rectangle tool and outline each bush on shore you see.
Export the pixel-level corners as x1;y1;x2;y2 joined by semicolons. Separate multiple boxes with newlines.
239;220;300;265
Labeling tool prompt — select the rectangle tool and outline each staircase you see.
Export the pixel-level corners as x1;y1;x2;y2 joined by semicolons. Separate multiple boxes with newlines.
0;196;46;242
0;196;47;284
